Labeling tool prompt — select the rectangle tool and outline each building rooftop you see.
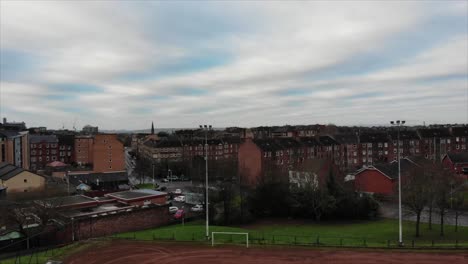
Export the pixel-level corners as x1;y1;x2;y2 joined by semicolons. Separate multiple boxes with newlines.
370;159;418;179
38;195;97;208
318;136;339;146
451;127;468;137
30;134;58;144
446;152;468;164
387;129;419;140
298;137;320;146
359;133;389;143
0;162;25;181
417;128;451;138
105;189;167;201
333;134;358;144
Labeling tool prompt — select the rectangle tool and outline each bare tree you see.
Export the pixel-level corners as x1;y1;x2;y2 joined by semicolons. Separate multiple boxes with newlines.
402;165;430;237
432;165;455;237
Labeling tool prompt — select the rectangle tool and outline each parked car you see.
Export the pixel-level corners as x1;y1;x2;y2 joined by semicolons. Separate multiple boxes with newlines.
190;204;203;212
168;176;179;181
157;186;167;191
174;189;182;194
162;178;169;183
174;195;185;202
169;206;178;214
174;209;185;219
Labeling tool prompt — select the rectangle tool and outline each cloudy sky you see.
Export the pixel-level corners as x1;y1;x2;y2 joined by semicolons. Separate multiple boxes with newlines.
0;1;467;130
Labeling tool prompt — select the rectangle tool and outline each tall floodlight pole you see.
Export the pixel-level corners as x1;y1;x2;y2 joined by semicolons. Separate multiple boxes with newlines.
390;120;405;247
200;124;212;240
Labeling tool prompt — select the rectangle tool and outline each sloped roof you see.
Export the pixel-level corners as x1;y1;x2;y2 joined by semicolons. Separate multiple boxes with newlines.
253;139;284;151
451;127;468;137
388;130;420;140
30;135;58;144
446;152;468;164
333;134;358;144
359;133;388;143
371;159;418;179
318;136;339;146
0;162;25;180
298;137;320;146
417;128;451;138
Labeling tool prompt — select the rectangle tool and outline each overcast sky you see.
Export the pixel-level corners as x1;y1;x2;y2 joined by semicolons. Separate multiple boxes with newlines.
0;1;467;130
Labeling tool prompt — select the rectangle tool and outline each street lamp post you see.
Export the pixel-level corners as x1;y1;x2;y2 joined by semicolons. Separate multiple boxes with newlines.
200;124;212;240
390;120;405;247
152;163;155;189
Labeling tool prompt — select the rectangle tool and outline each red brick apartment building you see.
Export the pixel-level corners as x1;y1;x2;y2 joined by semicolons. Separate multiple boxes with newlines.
29;135;59;170
93;134;125;172
75;136;94;166
238;137;338;185
74;134;124;172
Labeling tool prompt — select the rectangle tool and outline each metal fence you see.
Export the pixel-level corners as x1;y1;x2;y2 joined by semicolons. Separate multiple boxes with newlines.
112;231;468;249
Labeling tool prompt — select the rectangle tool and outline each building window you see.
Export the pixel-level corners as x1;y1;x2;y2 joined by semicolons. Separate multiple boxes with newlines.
109;166;112;169
24;179;27;183
384;143;388;148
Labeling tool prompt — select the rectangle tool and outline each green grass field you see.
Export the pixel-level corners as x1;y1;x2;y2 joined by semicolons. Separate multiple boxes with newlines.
113;219;468;248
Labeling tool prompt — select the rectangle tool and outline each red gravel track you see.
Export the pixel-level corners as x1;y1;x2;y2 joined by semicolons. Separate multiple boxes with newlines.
65;241;468;264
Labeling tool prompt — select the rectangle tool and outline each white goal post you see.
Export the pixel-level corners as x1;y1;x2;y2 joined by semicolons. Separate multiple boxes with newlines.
211;232;249;248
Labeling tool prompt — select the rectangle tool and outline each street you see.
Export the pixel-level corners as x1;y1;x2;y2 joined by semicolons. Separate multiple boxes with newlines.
380;202;468;227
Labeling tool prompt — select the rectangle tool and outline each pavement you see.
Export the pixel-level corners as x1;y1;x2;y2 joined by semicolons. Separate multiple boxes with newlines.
380;202;468;227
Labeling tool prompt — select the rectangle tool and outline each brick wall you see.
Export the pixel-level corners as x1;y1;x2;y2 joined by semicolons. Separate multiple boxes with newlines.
65;205;170;241
354;169;396;195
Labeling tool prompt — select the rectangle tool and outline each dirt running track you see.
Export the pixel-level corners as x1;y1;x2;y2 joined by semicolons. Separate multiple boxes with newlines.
65;241;468;264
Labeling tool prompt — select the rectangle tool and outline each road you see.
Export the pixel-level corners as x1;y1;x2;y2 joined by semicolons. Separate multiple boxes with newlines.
380;202;468;227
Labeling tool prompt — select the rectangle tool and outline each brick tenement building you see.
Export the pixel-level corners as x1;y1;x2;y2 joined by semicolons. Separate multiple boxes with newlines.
238;137;335;185
75;136;94;166
93;134;125;172
29;135;59;170
57;134;75;164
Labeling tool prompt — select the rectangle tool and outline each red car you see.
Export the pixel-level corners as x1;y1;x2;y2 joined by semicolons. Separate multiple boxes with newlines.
174;209;185;219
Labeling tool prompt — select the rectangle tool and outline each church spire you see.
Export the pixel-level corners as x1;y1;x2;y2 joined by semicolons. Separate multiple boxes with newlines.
151;121;155;135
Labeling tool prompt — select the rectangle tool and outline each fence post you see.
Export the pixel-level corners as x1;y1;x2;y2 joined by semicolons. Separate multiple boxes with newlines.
294;236;297;245
431;240;434;247
363;238;367;247
272;235;275;244
316;236;320;246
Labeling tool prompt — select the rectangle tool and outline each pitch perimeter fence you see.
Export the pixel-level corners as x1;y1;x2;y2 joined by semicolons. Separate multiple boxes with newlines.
112;231;468;249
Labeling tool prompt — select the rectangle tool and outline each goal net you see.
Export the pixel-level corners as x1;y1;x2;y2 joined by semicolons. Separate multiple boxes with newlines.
211;232;249;248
